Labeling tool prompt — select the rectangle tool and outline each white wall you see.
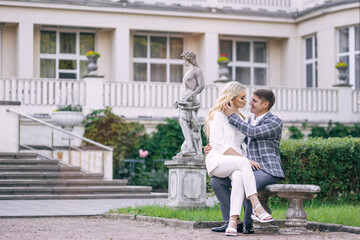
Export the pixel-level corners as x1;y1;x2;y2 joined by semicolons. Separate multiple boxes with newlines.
0;3;296;83
0;1;358;87
296;7;360;88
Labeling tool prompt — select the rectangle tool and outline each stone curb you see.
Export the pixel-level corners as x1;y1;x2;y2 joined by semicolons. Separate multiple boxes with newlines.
102;213;360;234
103;213;221;229
307;221;360;234
0;214;102;219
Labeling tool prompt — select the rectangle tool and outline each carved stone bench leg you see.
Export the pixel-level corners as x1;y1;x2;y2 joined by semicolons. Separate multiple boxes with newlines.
277;193;317;234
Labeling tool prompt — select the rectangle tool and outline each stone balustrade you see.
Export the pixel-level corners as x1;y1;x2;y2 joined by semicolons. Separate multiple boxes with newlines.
1;77;359;124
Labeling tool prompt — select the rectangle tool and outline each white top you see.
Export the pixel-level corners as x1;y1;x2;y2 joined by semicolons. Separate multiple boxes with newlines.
205;111;247;176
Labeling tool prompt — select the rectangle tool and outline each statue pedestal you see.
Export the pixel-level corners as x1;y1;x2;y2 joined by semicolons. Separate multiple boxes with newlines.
165;155;207;208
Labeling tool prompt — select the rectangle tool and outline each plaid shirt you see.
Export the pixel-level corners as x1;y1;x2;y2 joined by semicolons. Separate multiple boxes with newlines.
228;112;285;179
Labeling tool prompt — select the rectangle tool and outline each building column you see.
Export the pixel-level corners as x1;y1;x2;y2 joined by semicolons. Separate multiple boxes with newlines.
0;102;20;153
112;28;130;81
317;28;336;88
334;84;354;123
17;22;34;78
83;76;104;115
200;32;219;84
282;36;301;87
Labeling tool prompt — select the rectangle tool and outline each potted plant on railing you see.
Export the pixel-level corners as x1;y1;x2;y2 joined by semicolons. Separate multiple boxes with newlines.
217;53;231;82
51;104;84;140
335;61;348;84
86;50;101;76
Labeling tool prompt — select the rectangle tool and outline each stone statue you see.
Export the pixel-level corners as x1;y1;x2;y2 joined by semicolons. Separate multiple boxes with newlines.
174;50;205;159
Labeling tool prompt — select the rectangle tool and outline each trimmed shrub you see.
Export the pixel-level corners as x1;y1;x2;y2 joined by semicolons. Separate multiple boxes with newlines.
279;138;360;203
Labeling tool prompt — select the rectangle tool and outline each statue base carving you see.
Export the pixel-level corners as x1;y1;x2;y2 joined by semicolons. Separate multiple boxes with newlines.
165;156;206;208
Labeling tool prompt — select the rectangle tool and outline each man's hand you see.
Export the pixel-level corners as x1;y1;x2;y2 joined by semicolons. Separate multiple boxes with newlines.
204;144;212;156
223;101;238;117
249;160;261;170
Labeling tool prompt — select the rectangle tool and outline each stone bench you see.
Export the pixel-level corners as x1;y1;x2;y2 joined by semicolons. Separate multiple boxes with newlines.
258;184;321;234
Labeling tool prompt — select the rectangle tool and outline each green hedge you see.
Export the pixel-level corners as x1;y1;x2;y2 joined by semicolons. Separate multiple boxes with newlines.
279;138;360;202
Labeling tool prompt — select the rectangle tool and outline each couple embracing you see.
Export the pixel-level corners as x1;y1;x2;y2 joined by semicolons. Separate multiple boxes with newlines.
203;82;285;236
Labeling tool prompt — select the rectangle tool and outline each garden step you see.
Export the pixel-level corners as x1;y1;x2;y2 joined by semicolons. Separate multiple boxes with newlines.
0;186;153;195
0;192;168;200
0;153;39;159
0;152;163;200
0;172;104;179
0;165;80;172
0;159;59;165
0;179;128;187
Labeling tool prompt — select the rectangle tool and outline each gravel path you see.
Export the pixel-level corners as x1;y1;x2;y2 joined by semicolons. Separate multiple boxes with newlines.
0;217;358;240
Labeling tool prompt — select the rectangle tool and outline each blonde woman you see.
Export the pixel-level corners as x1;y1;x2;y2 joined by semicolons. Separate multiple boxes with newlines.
204;81;273;236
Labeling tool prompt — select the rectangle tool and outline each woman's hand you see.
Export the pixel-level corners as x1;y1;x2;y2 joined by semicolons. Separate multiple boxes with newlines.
204;144;212;156
249;160;261;170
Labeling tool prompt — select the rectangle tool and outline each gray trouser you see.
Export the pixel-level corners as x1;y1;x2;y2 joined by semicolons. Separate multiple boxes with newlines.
210;169;280;223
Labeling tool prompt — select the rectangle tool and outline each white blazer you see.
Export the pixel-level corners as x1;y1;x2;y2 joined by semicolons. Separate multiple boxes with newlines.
205;111;247;176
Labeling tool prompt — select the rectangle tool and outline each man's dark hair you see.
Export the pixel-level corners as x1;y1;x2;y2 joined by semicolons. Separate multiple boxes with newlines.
253;89;275;110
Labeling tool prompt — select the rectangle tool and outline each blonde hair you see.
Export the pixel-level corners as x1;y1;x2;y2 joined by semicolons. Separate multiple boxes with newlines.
204;81;246;138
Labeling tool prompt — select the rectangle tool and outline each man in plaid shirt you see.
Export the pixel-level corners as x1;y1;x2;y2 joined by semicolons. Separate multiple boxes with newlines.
206;89;284;234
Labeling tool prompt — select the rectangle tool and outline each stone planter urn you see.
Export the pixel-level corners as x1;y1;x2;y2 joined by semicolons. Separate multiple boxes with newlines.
51;111;84;140
218;61;230;82
336;66;348;84
87;55;99;76
335;61;348;85
86;51;101;76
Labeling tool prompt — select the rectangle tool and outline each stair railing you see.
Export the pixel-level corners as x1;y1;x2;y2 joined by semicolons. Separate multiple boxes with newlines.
6;108;113;179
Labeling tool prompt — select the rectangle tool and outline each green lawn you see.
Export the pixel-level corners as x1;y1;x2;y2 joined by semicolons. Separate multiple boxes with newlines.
109;201;360;227
277;202;360;227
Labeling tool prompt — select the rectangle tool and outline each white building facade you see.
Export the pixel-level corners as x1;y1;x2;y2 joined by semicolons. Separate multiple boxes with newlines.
0;0;359;125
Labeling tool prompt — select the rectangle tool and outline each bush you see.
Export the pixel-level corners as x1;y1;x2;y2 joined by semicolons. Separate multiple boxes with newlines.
84;111;208;190
129;165;168;190
308;125;328;138
141;118;184;160
83;108;149;178
308;121;360;138
288;121;360;139
126;118;208;190
288;126;304;139
350;123;360;137
279;138;360;203
139;118;208;160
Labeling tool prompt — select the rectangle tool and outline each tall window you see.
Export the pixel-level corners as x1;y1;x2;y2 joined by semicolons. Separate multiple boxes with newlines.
40;29;95;79
133;34;184;83
338;25;360;89
304;35;318;88
219;39;268;86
